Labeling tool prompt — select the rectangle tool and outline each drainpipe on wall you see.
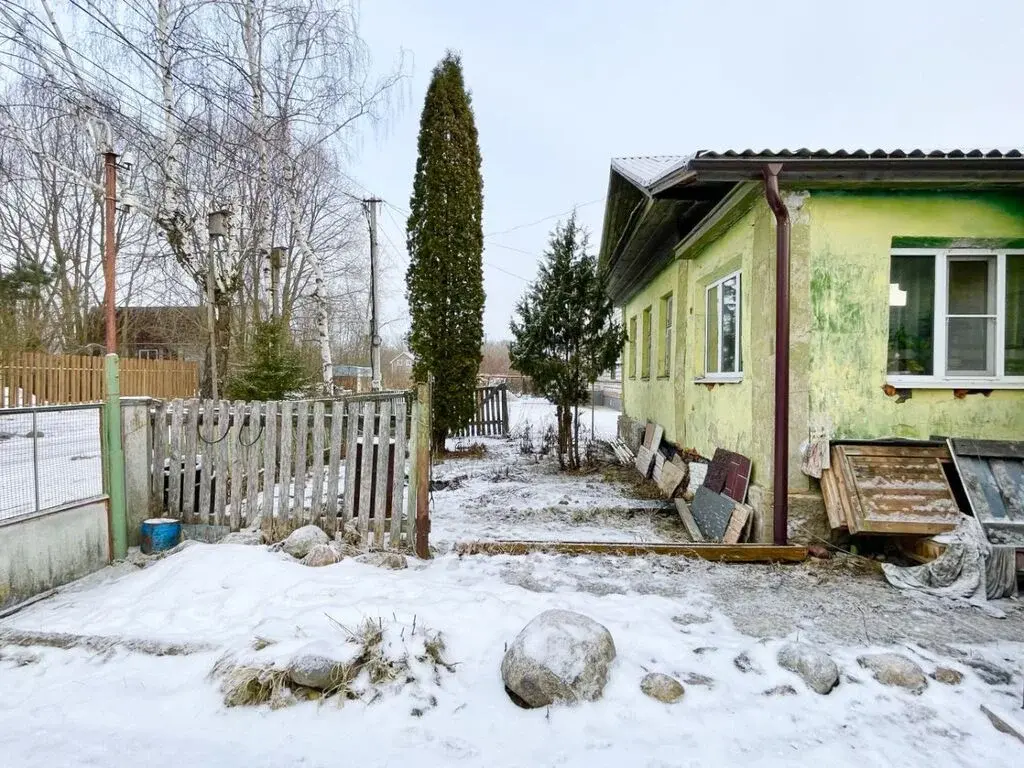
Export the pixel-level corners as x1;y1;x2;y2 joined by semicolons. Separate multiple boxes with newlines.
762;164;790;546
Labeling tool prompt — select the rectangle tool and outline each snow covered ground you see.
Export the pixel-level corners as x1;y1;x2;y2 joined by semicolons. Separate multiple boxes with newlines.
2;395;1023;767
431;396;685;547
0;407;103;520
1;544;1022;767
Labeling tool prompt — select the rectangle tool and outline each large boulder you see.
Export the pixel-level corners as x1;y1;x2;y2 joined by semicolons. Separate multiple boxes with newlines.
281;525;329;559
857;653;927;694
302;543;340;567
777;642;840;695
501;609;616;708
640;672;685;703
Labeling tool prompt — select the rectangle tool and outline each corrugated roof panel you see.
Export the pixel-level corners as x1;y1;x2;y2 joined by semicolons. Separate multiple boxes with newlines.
610;155;691;189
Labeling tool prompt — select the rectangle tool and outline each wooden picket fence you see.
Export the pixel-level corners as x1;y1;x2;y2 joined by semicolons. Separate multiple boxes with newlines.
454;384;509;438
151;391;423;550
0;351;198;405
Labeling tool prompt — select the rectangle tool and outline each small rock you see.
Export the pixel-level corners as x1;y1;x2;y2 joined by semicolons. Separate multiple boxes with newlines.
931;667;964;686
733;652;762;674
281;525;329;559
220;530;264;546
857;653;928;694
335;524;363;548
777;642;840;695
671;613;711;627
693;646;717;655
640;672;685;703
355;551;407;570
302;543;340;567
807;544;832;559
287;642;353;690
500;609;616;708
329;540;362;560
763;684;798;697
23;429;44;438
682;672;715;688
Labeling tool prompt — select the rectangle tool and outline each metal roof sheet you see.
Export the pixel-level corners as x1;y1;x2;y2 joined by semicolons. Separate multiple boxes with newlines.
611;149;1024;192
610;155;692;189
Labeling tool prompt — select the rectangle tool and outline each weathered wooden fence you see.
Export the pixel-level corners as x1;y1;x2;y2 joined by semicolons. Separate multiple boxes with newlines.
150;390;423;550
454;384;509;438
1;352;198;405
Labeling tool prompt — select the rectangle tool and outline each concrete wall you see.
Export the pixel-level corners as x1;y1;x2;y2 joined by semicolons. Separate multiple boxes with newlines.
0;499;110;610
122;398;154;547
806;191;1024;440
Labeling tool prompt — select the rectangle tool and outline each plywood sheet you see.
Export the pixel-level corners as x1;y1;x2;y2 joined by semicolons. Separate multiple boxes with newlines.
634;446;656;478
723;502;751;545
834;445;959;535
658;460;686;498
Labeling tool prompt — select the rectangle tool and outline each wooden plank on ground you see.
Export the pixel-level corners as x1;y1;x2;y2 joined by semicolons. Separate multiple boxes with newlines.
309;401;325;526
261;401;278;524
454;540;807;562
372;398;392;547
244;401;261;527
674;499;705;542
197;400;214;525
293;401;310;524
167;400;184;517
229;400;245;530
152;400;168;499
342;400;360;529
324;401;343;535
389;397;408;548
181;399;199;523
819;461;849;530
357;400;376;543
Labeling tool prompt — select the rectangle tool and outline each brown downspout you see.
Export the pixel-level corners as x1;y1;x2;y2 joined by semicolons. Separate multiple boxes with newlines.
762;164;790;546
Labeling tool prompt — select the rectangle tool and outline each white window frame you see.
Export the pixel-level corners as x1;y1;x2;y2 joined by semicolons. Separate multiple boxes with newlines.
660;293;673;378
887;248;1024;389
697;270;743;383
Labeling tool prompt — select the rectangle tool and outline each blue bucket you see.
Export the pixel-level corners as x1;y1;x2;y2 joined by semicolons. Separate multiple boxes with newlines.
141;518;182;554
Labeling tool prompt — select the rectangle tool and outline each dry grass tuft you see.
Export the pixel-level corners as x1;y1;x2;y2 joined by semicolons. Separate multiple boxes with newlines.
443;442;487;459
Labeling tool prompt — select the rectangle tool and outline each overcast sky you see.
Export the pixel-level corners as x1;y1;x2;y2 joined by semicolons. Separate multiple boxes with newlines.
350;0;1024;341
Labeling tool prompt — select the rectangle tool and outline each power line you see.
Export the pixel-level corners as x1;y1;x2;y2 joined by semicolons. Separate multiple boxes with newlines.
484;197;604;237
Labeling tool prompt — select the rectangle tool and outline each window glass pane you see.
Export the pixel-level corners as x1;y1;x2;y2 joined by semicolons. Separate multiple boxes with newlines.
641;307;651;378
706;284;719;373
721;276;738;372
629;317;637;376
948;259;994;315
1006;255;1024;375
947;317;995;375
888;255;934;375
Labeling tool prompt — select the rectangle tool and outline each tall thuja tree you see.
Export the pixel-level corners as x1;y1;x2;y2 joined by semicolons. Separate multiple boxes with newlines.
406;52;485;450
510;214;623;470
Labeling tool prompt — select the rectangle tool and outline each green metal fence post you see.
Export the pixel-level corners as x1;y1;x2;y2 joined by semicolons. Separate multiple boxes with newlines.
104;353;128;559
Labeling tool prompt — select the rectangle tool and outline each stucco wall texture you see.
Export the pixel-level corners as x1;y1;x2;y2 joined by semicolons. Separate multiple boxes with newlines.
621;189;1024;540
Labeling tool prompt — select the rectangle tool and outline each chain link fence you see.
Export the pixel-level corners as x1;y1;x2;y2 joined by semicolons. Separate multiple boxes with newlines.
0;404;105;522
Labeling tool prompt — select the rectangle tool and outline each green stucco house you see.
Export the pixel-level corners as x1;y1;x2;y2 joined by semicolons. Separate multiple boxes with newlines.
599;149;1024;544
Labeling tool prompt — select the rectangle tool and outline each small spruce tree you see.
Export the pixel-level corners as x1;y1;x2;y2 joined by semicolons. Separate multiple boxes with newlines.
509;214;623;469
226;318;314;401
406;52;485;451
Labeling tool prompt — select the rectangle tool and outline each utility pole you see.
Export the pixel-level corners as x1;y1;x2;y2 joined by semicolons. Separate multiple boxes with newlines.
102;151;126;559
365;197;383;391
103;153;118;352
207;210;228;401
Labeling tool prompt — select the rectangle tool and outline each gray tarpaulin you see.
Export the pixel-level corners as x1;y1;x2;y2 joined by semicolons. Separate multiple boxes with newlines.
882;515;1018;614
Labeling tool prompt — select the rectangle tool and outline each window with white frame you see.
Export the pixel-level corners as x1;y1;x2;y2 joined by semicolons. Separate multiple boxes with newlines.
659;293;673;377
704;271;742;377
641;306;652;379
628;316;637;378
888;249;1024;384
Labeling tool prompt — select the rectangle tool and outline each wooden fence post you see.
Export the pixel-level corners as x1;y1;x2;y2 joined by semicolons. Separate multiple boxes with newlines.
414;380;431;558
